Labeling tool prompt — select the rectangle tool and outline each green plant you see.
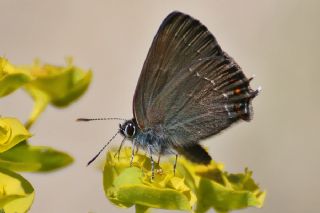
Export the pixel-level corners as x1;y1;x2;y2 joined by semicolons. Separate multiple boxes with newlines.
0;57;92;212
103;147;265;213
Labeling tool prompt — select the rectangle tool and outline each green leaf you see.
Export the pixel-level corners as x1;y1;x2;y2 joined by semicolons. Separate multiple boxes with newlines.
103;148;196;211
0;58;31;97
0;167;34;213
0;142;73;172
0;117;32;153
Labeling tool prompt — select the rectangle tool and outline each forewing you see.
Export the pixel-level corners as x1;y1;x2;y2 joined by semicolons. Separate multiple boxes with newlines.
133;11;222;129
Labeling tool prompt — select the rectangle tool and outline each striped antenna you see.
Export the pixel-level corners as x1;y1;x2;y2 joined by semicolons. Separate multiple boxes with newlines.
87;131;120;166
77;117;126;122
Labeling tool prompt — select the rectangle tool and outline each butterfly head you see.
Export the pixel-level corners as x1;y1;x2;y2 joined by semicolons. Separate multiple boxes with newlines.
119;119;138;138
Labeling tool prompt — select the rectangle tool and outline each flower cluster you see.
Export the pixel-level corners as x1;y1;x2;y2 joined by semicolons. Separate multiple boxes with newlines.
0;57;92;212
103;147;265;213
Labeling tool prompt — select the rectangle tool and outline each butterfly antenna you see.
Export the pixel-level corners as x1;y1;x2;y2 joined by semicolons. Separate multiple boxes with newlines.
77;117;126;122
87;131;119;166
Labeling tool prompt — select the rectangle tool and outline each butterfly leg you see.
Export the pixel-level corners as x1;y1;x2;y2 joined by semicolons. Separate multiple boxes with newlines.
135;145;139;154
114;138;126;160
156;155;164;174
130;141;136;167
147;145;155;179
173;155;178;176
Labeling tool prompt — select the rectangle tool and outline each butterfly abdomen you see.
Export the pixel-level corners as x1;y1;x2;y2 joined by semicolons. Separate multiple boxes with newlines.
174;143;212;165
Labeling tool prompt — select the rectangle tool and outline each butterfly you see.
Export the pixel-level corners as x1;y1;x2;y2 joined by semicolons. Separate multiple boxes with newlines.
78;11;260;178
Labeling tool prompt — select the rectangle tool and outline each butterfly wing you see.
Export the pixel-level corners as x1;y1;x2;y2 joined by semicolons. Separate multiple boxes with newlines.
133;11;223;129
133;11;259;155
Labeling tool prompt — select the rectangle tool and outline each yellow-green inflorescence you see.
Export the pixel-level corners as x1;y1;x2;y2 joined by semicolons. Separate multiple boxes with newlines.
0;57;92;212
0;167;34;213
0;118;31;153
103;147;265;213
0;57;92;129
0;118;34;212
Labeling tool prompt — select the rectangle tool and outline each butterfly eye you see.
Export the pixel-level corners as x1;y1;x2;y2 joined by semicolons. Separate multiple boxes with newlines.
125;123;136;137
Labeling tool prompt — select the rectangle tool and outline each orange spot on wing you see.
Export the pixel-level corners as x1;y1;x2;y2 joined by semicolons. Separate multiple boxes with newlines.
235;88;241;94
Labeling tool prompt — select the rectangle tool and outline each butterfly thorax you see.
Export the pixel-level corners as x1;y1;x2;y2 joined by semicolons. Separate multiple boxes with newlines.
119;119;176;156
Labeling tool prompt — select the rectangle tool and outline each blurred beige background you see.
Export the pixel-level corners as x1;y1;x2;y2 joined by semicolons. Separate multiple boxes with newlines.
1;0;320;213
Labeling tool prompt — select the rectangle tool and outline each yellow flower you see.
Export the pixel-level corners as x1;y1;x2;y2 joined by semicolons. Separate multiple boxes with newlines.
103;147;196;212
0;118;31;153
103;147;265;213
0;57;32;97
178;158;266;213
23;58;92;128
0;167;34;212
24;58;92;107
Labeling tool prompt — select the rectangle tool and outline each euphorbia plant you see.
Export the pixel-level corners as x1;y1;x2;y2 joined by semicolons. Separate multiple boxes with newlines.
0;57;92;212
103;147;265;213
